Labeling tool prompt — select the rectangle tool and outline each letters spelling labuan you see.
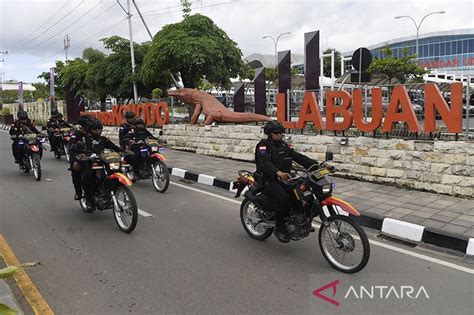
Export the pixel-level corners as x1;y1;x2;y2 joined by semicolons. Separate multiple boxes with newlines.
277;83;463;133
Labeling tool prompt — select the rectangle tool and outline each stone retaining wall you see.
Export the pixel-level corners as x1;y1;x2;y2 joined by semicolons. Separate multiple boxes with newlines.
103;124;474;198
3;101;67;123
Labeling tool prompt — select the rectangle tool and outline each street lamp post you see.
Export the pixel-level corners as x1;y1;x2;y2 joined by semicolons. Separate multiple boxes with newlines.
394;11;445;60
0;51;7;107
263;32;291;68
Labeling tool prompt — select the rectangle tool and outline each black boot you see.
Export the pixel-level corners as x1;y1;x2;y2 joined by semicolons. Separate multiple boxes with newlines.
74;190;83;200
85;197;95;211
273;227;290;243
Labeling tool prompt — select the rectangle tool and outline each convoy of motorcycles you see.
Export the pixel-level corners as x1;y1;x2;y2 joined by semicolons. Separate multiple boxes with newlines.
8;121;370;273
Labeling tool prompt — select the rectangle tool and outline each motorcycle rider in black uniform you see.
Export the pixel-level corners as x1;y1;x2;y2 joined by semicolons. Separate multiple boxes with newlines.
119;111;137;148
9;111;41;169
255;120;320;243
122;118;156;176
47;111;72;152
75;119;123;212
69;116;93;200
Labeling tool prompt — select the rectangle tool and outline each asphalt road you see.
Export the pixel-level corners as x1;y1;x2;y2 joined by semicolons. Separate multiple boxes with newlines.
0;130;472;315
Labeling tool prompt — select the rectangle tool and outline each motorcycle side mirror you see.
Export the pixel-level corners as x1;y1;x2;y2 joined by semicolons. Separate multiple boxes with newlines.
159;130;164;136
325;151;334;161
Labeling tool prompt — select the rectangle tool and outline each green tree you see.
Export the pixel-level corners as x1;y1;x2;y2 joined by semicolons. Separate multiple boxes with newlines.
83;47;108;100
141;14;244;90
240;63;255;81
82;47;106;64
61;57;89;97
38;61;66;100
368;45;426;84
323;48;342;78
0;90;18;103
181;0;192;18
32;82;50;101
152;88;163;99
265;67;277;82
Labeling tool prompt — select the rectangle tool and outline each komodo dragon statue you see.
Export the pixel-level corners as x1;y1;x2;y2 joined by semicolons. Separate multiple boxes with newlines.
168;88;271;125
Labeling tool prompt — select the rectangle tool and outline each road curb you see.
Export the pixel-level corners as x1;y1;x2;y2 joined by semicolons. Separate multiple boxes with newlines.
0;234;54;315
167;166;473;256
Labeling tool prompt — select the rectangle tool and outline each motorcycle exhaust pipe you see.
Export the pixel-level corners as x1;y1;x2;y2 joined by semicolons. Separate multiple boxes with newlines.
257;221;276;228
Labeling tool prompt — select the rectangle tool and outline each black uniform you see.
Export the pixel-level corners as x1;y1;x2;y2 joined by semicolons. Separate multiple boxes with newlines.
47;118;71;151
122;125;155;170
255;138;317;228
68;129;88;196
119;122;136;148
75;134;122;200
9;119;40;163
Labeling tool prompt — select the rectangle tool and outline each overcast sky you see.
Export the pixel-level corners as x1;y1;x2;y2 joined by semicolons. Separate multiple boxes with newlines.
0;0;473;83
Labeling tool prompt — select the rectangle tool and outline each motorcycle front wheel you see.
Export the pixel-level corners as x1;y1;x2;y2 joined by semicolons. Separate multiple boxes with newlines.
64;145;70;162
53;145;61;159
112;186;138;233
318;215;370;273
240;198;273;241
31;153;41;181
151;160;170;193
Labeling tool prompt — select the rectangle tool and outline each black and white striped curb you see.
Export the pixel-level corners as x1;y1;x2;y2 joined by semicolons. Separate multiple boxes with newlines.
168;167;474;256
0;124;11;131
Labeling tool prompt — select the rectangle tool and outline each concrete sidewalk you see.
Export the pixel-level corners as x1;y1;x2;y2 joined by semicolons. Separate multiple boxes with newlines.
161;147;474;254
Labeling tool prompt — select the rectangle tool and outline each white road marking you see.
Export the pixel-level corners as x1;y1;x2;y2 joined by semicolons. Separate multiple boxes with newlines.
170;181;241;205
171;179;474;275
138;209;153;217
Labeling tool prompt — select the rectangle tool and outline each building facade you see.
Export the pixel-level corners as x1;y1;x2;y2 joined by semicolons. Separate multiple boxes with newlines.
343;29;474;75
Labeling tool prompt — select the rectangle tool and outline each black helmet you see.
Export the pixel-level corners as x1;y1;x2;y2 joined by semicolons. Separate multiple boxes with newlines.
87;119;103;131
134;118;144;126
17;110;29;120
51;110;59;117
56;112;63;119
77;115;92;127
263;120;284;135
124;111;136;119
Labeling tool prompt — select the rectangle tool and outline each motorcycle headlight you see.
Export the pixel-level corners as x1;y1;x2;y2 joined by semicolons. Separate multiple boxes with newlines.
109;162;121;170
322;184;332;194
151;146;159;152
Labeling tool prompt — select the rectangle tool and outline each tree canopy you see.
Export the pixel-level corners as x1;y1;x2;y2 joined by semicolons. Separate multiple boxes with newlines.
33;15;245;103
141;14;244;89
368;46;426;84
323;48;342;78
37;36;169;102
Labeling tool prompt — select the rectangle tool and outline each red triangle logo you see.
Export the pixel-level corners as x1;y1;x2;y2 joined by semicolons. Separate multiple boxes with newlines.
313;279;340;306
